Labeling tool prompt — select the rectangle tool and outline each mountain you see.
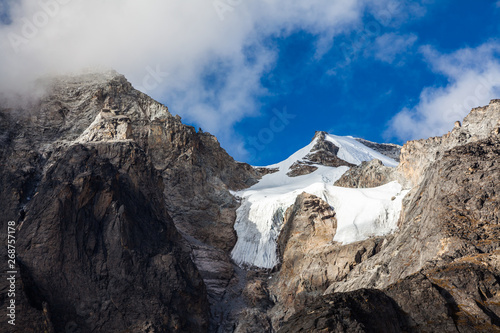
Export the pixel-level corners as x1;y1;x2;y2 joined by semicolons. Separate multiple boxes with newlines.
0;71;499;333
0;70;260;332
231;131;405;269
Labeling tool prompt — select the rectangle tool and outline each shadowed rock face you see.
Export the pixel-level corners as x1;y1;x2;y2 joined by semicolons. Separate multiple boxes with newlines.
278;256;500;333
11;143;209;332
0;71;261;332
277;289;409;333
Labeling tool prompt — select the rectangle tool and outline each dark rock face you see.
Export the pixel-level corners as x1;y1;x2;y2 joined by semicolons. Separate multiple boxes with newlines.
1;143;210;332
277;258;500;333
334;159;398;188
277;289;409;333
286;162;318;177
386;259;500;332
306;132;354;168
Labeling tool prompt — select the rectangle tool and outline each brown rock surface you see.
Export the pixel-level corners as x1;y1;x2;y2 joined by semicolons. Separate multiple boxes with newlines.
286;131;354;177
329;135;500;294
398;99;500;186
276;101;500;332
269;193;386;328
277;289;409;333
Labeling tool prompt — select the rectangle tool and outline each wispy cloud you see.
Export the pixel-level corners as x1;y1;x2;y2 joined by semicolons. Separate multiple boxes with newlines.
387;42;500;141
372;32;417;63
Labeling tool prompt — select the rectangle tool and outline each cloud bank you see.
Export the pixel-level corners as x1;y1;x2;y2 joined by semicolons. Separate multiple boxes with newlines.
387;42;500;141
0;0;417;159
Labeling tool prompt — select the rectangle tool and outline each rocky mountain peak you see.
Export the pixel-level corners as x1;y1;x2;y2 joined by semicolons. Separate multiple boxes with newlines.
287;131;353;177
398;98;500;186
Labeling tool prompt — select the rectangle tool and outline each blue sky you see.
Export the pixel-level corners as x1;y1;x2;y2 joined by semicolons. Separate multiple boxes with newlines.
1;1;500;165
230;0;500;164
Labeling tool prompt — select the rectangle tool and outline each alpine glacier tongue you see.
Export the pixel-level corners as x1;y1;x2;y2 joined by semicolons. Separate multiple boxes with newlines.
231;134;406;269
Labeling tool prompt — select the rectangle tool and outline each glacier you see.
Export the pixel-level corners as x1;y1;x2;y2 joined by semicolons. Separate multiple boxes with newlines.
231;134;408;269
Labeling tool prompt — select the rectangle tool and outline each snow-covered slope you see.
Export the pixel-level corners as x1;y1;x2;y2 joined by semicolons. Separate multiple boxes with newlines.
231;134;407;269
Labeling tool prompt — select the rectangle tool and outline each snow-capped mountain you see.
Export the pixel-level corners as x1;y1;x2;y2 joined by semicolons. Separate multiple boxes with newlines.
4;71;499;332
231;132;408;269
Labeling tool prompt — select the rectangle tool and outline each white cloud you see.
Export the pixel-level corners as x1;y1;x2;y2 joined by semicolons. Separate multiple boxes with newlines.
0;0;414;159
373;32;417;63
387;42;500;141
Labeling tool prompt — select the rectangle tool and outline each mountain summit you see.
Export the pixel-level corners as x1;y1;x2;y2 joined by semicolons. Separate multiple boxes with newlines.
231;131;405;269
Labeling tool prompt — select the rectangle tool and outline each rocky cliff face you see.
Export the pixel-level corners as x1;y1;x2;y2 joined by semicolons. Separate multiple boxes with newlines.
269;193;386;327
0;70;261;332
398;100;500;186
1;71;499;333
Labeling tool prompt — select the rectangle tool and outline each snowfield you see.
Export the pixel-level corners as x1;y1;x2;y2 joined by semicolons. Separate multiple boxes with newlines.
231;134;408;269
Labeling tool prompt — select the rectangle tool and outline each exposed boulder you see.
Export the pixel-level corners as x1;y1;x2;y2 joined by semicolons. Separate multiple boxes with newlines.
334;159;401;188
